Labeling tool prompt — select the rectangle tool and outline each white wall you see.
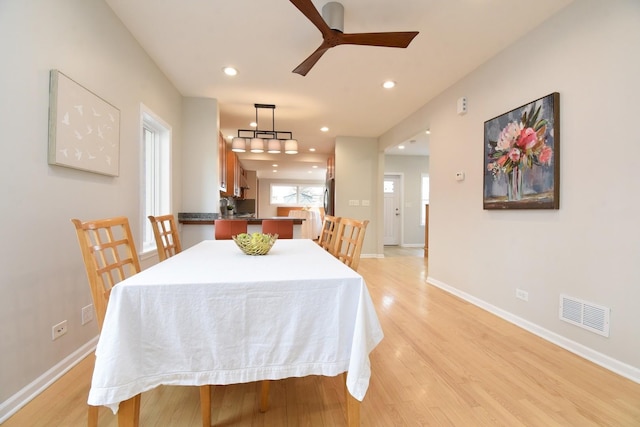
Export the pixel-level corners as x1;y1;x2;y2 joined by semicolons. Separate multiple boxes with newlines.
179;97;221;248
335;136;378;257
380;0;640;379
384;155;429;246
181;97;219;213
0;0;183;415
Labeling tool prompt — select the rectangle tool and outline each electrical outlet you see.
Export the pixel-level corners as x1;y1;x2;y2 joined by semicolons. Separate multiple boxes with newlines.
82;304;94;325
516;289;529;301
52;320;68;340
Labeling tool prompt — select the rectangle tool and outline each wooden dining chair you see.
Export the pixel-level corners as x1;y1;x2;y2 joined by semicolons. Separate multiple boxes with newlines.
261;219;294;239
148;214;182;261
71;216;142;426
214;219;248;240
333;218;369;272
72;216;212;427
317;215;341;255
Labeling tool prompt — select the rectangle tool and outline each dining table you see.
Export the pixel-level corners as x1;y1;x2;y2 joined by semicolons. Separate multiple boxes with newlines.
88;238;384;426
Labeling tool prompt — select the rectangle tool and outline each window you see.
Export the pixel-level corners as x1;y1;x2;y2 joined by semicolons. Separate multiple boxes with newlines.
421;174;430;226
383;179;395;193
141;105;171;253
270;183;324;206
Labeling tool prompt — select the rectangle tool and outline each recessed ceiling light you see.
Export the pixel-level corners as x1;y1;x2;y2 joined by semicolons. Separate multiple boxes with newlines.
425;129;431;135
250;121;257;128
272;164;278;167
382;80;396;89
398;145;405;149
312;165;318;169
309;148;316;152
320;126;329;132
272;169;278;173
222;66;238;76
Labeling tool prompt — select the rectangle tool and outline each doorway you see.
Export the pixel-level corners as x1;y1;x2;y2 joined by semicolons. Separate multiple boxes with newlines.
383;174;402;245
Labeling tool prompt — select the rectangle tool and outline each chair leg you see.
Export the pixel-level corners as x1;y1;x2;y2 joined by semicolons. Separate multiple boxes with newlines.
259;380;270;413
87;404;98;427
117;394;141;427
343;372;360;427
199;385;212;427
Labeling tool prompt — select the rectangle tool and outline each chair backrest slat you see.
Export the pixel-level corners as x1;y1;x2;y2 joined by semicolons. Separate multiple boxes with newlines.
333;218;369;272
318;215;341;255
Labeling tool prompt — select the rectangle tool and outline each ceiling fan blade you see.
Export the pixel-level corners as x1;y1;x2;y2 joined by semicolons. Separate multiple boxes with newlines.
289;0;333;38
340;31;419;48
293;43;331;76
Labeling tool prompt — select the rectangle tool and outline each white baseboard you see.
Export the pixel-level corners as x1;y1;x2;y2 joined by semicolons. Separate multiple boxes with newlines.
0;337;98;423
400;243;424;248
426;276;640;384
361;253;384;259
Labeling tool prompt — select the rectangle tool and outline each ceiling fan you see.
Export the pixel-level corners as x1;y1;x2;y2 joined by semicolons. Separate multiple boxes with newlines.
289;0;419;76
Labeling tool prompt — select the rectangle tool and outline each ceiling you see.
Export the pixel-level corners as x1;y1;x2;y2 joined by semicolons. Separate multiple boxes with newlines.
105;0;573;180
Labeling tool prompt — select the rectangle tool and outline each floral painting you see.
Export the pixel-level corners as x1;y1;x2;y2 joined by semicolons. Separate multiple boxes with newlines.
483;92;559;209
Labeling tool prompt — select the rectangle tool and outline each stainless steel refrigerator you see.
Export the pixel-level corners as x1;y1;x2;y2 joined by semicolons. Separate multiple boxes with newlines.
323;178;335;216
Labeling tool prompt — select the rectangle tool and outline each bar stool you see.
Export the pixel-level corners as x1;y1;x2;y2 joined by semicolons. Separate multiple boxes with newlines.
214;219;248;240
262;219;294;239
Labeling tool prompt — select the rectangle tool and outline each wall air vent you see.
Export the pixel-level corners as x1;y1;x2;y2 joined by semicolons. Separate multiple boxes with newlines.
559;294;610;337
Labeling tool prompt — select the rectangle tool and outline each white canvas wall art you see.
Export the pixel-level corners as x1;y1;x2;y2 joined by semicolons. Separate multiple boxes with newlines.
48;70;120;176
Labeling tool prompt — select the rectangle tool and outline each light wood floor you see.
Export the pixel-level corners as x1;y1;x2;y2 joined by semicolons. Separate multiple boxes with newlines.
5;253;640;426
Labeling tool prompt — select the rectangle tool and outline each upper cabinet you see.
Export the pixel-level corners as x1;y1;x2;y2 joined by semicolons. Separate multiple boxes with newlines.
223;151;248;198
218;132;227;193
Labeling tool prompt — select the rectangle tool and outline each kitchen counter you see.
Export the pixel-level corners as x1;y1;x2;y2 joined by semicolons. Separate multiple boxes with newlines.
178;212;304;225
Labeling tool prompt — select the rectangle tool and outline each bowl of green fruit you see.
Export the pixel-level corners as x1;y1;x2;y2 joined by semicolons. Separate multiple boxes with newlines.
232;232;278;255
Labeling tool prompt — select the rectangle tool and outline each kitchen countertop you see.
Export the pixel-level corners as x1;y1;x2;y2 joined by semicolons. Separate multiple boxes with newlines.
178;212;304;225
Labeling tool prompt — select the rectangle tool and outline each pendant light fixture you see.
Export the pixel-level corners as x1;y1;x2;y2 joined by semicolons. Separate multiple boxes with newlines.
267;139;282;153
284;139;298;154
231;137;246;152
250;138;264;153
233;104;298;154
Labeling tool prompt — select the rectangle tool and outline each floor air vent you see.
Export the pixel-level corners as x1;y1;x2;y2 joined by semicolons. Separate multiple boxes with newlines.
559;294;610;337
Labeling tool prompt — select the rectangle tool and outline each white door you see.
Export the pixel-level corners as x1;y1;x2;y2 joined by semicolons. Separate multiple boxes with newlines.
383;174;401;245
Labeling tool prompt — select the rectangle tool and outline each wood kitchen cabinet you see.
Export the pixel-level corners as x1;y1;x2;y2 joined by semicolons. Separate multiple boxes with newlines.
218;132;227;193
224;151;248;198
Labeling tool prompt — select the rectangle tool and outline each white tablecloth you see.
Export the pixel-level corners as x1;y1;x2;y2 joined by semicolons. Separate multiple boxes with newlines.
288;209;322;239
89;239;383;413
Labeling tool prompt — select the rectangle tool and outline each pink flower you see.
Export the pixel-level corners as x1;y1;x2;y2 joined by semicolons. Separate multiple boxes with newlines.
497;155;508;166
497;122;522;150
539;145;553;164
509;148;521;163
517;127;537;150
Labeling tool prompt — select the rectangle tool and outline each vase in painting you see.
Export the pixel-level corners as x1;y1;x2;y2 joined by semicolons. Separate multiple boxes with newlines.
507;166;523;201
